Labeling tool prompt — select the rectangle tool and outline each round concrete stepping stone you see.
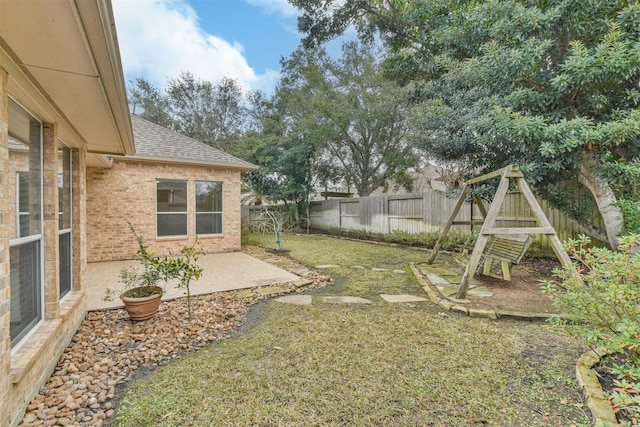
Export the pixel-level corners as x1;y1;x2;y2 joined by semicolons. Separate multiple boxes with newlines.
316;264;341;269
371;267;388;272
350;265;365;270
379;294;427;303
393;269;406;274
323;296;373;304
276;295;313;305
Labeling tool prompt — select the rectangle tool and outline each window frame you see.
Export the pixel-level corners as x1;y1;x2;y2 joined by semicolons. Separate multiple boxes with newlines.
58;144;73;299
195;180;224;236
8;98;45;350
16;171;30;239
156;178;189;238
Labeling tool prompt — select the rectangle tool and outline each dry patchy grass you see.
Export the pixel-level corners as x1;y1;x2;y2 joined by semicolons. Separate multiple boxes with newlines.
111;234;590;426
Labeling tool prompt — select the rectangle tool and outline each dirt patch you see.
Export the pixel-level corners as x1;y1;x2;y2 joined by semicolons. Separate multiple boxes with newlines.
465;258;562;314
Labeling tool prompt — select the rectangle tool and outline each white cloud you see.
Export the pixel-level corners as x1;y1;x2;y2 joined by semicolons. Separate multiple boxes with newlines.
112;0;274;92
244;0;299;18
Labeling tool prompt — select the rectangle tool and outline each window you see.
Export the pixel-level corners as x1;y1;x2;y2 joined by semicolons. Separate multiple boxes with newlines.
58;145;72;298
195;181;223;235
16;172;29;237
9;99;43;346
156;179;188;237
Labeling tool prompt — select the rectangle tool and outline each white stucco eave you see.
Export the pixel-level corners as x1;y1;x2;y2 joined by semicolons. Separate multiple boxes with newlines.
0;0;134;155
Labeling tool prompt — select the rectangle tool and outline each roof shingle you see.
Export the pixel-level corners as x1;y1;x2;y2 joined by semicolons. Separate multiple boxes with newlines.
127;115;257;170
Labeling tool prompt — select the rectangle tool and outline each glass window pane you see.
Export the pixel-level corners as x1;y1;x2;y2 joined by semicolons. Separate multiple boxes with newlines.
17;172;30;237
58;146;71;230
195;181;222;213
9;99;44;347
10;100;42;240
196;213;222;235
59;232;72;298
157;180;187;213
157;214;188;236
10;241;41;343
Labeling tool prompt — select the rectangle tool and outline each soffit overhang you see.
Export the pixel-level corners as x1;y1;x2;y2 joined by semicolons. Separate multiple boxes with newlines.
0;0;134;155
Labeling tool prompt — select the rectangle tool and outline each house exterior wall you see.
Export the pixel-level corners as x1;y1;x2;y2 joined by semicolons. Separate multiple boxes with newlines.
86;159;243;262
0;64;88;427
0;65;12;427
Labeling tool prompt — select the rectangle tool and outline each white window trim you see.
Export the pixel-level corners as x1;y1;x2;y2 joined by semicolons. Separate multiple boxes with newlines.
58;145;73;300
156;178;189;238
195;180;224;236
9;104;45;350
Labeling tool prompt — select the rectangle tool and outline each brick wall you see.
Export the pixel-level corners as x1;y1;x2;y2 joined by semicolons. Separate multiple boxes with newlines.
0;65;11;427
1;73;88;426
86;159;244;262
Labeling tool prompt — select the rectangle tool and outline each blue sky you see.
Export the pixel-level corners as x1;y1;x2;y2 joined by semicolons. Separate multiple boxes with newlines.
112;0;304;94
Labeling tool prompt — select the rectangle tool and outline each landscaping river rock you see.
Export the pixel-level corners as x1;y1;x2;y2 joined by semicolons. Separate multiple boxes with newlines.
19;247;333;427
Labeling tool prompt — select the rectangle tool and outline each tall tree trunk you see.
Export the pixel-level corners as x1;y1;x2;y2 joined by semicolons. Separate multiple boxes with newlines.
578;151;623;250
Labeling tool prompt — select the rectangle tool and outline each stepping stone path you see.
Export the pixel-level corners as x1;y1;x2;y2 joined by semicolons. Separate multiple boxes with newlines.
315;265;407;274
323;296;373;304
276;294;429;305
271;264;436;307
380;294;427;303
276;295;313;305
420;265;494;299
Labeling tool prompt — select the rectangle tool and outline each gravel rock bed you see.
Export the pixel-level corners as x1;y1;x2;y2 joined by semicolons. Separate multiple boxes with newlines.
19;247;333;427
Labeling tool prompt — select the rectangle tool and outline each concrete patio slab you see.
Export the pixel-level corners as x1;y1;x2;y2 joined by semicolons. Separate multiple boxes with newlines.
86;252;299;311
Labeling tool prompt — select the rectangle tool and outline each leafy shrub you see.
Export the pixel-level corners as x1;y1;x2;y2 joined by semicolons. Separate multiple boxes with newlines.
543;234;640;424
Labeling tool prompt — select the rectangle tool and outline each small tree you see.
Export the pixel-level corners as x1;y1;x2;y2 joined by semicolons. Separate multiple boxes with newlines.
166;239;205;320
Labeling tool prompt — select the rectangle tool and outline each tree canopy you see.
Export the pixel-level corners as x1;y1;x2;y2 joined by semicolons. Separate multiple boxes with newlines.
291;0;640;248
278;41;419;196
128;72;250;155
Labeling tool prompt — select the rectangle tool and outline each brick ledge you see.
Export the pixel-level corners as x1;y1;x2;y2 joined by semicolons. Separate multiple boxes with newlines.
10;291;85;384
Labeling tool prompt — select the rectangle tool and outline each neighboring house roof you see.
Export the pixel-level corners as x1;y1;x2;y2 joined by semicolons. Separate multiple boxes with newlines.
118;115;258;171
0;1;134;156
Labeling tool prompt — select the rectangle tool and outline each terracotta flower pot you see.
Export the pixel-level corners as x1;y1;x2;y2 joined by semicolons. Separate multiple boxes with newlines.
120;286;163;321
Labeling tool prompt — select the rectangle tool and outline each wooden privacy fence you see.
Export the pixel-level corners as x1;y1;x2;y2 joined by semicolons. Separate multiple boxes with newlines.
242;190;603;253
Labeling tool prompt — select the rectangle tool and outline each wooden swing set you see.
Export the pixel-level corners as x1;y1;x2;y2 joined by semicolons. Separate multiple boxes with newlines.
426;165;572;299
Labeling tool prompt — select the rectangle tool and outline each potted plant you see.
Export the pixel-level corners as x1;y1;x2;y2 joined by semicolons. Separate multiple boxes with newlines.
104;222;173;321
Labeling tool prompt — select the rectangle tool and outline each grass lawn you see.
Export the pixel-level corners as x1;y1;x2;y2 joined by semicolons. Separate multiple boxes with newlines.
111;233;590;426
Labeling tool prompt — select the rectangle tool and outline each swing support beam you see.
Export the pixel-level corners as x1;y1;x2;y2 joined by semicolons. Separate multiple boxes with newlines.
426;165;572;299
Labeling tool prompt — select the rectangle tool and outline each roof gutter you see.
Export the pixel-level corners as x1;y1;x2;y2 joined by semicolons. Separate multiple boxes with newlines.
112;155;259;172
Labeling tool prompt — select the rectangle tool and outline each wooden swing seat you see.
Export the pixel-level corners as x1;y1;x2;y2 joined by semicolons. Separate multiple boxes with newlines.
481;234;532;281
